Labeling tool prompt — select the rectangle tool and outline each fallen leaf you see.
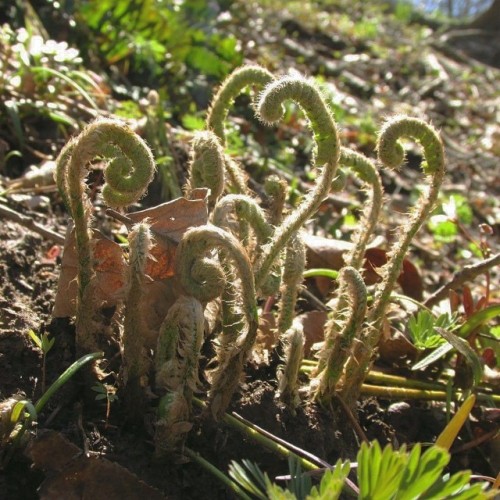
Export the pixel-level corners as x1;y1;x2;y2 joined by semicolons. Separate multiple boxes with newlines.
304;234;423;300
26;430;166;500
293;310;328;356
52;229;125;318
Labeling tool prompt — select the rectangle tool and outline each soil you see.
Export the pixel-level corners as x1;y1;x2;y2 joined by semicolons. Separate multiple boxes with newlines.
1;2;499;499
0;206;497;498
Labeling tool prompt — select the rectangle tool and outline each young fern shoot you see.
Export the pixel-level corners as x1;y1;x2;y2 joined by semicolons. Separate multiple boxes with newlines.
254;76;340;291
154;295;204;457
185;130;225;208
277;234;306;336
206;64;275;145
122;222;152;420
340;147;383;270
206;64;275;194
314;148;381;376
55;118;155;353
343;116;445;404
175;225;258;420
276;326;305;414
312;266;367;406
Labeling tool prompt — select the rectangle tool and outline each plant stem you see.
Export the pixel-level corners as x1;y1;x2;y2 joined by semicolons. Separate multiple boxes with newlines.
183;447;253;500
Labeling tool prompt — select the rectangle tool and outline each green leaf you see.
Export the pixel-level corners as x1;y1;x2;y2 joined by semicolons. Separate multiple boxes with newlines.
27;329;42;349
395;444;450;499
308;459;350;499
408;311;448;350
358;441;406;499
228;460;269;500
435;328;483;388
11;400;37;424
459;305;500;337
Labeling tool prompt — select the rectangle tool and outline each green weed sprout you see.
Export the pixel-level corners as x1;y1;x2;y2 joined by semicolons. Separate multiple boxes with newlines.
155;295;205;456
254;75;340;291
1;352;103;461
229;441;494;500
122;221;152;419
175;225;258;420
27;329;55;393
55;118;155;353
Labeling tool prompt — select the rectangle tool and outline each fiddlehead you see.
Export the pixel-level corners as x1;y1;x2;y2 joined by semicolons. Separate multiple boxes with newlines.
185;130;225;207
206;64;275;145
341;116;445;405
369;116;445;335
55;118;155;352
154;295;204;456
212;194;273;250
175;225;258;419
312;266;367;405
255;76;340;290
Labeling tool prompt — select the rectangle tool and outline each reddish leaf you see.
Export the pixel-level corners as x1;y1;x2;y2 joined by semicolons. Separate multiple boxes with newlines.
462;285;475;317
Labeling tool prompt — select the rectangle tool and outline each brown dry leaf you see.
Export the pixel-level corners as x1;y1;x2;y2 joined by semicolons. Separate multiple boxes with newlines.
53;229;125;318
53;190;209;332
304;234;423;300
26;430;166;500
378;323;418;365
293;310;328;356
128;188;209;280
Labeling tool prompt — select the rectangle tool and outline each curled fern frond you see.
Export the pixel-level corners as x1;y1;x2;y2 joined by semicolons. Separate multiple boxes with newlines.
55;118;155;352
255;76;340;290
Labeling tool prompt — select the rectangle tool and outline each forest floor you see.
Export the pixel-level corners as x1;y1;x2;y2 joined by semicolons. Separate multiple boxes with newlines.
0;1;499;499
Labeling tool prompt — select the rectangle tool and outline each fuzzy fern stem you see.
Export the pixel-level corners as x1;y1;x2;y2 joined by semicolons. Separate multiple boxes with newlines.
175;225;258;419
342;116;445;405
154;295;204;456
369;116;445;339
206;64;274;145
122;222;152;419
276;326;305;413
254;76;340;290
55;118;155;353
340;147;383;269
313;267;367;405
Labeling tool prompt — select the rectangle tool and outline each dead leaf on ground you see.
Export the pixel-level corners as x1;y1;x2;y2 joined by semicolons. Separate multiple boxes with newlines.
53;190;209;347
52;229;125;318
304;234;423;300
293;310;328;356
26;430;166;500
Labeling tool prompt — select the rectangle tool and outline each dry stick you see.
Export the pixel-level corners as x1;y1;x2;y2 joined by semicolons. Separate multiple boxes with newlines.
424;253;500;308
0;202;65;245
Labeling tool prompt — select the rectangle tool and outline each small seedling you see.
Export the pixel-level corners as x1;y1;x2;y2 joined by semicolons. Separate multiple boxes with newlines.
92;382;118;425
27;329;55;393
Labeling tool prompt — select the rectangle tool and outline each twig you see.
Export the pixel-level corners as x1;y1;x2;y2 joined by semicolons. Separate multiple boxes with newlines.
231;411;331;469
0;202;65;245
424;253;500;308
